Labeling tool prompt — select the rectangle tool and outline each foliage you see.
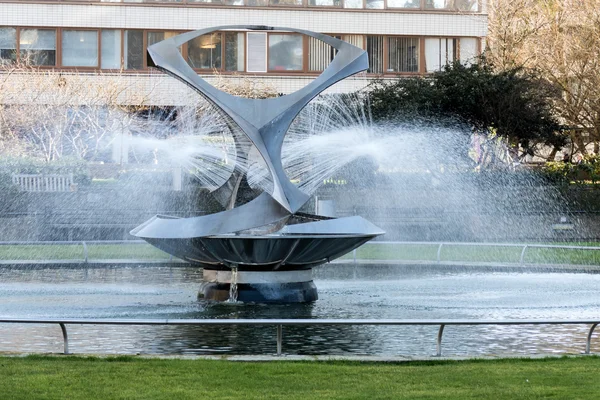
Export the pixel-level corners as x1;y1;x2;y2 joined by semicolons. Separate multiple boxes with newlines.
487;0;600;155
367;60;565;154
211;72;280;99
541;155;600;185
0;62;154;162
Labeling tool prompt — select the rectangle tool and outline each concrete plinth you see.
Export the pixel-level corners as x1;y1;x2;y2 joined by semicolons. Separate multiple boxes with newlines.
199;269;318;303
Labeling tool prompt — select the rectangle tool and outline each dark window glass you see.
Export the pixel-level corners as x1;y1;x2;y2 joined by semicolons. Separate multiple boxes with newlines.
124;30;143;70
225;32;244;72
188;33;222;70
0;27;17;65
62;30;98;67
268;34;303;71
387;37;419;73
366;36;384;74
20;29;56;66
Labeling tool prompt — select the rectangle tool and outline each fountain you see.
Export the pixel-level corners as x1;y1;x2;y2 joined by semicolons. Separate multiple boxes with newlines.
131;26;385;303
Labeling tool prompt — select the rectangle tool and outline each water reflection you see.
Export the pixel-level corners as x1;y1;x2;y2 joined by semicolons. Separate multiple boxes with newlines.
0;265;599;356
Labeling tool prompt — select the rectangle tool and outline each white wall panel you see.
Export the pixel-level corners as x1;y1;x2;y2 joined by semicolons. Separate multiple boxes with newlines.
0;71;377;106
0;3;488;38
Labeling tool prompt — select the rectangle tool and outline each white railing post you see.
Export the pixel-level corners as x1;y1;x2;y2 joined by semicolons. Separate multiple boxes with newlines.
277;324;283;356
59;323;69;355
436;324;445;356
82;241;88;263
520;245;528;265
586;323;598;354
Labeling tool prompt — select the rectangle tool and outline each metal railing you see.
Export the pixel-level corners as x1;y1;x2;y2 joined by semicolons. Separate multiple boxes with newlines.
349;241;600;266
12;173;75;192
1;240;600;267
0;318;598;357
0;240;174;264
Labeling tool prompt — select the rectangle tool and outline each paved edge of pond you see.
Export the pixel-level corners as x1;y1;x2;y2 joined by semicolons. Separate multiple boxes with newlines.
1;259;600;273
0;352;597;363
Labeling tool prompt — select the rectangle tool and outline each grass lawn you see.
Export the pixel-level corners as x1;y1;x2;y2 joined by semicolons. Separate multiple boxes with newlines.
1;355;599;399
0;243;171;261
341;242;600;265
1;242;600;266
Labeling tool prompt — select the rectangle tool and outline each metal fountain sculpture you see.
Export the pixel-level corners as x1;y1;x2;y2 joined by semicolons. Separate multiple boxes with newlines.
131;26;384;303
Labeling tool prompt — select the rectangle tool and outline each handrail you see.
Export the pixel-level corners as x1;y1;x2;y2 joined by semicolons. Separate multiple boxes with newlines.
0;240;599;267
0;318;598;357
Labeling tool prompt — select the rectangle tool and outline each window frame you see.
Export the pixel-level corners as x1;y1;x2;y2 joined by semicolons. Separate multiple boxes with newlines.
18;27;59;68
0;26;481;76
60;28;101;69
267;32;306;73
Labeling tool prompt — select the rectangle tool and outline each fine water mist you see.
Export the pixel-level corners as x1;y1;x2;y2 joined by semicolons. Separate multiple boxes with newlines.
119;92;568;243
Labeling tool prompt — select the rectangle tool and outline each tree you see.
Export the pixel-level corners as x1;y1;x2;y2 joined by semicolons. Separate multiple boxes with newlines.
367;59;564;160
0;62;153;162
487;0;600;157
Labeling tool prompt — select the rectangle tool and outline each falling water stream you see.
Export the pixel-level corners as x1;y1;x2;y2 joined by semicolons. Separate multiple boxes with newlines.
228;266;239;303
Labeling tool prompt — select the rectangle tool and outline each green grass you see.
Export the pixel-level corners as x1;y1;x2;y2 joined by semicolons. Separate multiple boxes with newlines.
0;356;599;399
340;242;600;265
0;244;171;261
1;242;600;266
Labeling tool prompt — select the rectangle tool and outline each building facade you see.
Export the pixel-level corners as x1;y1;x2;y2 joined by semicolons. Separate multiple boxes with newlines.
0;0;487;103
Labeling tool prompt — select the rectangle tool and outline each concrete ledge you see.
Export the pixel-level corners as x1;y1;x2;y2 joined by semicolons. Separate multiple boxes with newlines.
1;351;596;363
1;259;600;273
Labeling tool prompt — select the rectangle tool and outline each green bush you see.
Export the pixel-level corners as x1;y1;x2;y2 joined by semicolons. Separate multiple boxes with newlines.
541;156;600;185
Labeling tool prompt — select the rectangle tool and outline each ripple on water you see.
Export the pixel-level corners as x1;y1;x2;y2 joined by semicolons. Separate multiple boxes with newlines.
1;266;600;355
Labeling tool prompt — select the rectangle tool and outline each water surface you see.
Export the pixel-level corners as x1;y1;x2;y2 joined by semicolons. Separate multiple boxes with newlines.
1;265;599;356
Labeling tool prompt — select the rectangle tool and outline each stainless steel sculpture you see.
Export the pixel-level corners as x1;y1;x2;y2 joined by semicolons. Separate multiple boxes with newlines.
132;26;384;302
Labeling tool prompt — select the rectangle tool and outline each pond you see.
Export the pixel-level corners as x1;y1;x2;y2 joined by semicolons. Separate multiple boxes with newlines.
1;265;599;356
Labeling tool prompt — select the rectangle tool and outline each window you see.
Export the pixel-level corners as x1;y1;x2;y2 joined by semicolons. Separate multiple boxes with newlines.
247;32;267;73
124;30;143;70
269;0;303;5
268;34;303;71
387;37;419;73
366;36;384;74
187;0;241;3
425;0;452;9
343;34;364;49
366;0;384;9
456;0;478;11
426;0;479;10
147;31;180;47
387;0;420;8
308;0;341;6
460;38;478;64
224;32;245;72
343;0;362;8
424;37;457;72
308;36;337;71
188;33;222;70
62;30;98;67
0;27;16;65
101;30;121;69
20;29;56;66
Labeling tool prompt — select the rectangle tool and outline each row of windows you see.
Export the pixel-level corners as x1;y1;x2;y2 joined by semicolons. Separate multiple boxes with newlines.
0;27;480;74
16;0;481;12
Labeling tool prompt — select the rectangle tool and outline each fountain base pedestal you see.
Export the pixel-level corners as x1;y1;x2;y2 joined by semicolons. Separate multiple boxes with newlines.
198;269;318;303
